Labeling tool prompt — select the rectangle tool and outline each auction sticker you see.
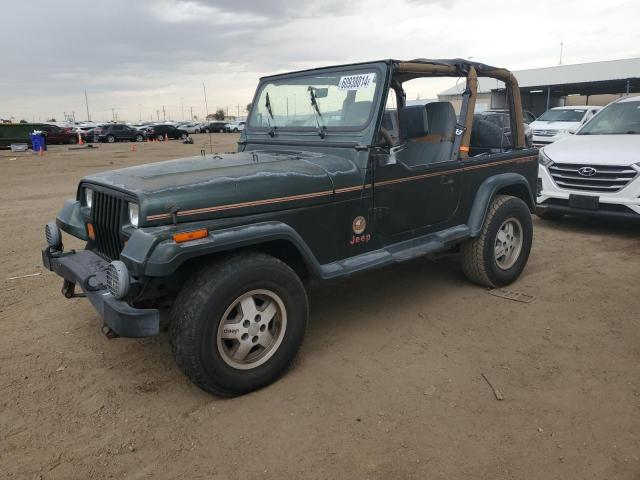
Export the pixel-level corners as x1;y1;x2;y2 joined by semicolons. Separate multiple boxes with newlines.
338;73;376;91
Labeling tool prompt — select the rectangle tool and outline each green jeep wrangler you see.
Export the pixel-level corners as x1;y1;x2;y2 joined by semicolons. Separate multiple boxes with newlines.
42;58;538;396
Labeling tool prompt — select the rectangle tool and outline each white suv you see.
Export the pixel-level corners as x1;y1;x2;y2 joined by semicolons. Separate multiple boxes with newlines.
226;121;246;133
531;106;602;146
537;96;640;221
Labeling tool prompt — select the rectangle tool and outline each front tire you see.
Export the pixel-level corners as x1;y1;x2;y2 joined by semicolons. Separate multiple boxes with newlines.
106;135;116;143
170;253;308;396
460;195;533;288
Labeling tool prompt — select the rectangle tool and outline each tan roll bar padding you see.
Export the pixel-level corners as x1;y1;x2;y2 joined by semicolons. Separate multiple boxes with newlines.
460;66;477;159
396;61;526;151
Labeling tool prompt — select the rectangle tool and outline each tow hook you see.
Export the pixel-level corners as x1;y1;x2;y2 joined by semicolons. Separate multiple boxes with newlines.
61;280;86;299
62;280;76;298
102;325;118;339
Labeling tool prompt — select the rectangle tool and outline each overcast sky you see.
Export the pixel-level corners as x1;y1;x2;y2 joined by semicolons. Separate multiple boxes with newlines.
2;0;638;122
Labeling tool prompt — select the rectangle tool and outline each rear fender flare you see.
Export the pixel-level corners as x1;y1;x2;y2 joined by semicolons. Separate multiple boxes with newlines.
467;173;534;237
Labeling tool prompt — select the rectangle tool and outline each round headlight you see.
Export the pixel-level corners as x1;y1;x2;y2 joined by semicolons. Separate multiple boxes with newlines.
128;203;139;227
45;222;62;249
106;260;130;299
84;188;93;208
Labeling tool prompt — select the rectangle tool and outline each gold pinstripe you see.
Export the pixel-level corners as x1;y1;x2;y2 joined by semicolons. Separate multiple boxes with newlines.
146;155;537;221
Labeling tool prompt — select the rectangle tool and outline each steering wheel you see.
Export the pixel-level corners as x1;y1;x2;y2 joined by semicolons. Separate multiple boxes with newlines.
379;127;394;147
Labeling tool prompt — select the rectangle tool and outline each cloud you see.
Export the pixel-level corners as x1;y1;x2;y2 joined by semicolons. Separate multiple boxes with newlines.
1;0;638;121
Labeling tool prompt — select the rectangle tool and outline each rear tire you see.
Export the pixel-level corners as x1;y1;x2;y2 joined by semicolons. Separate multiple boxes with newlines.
135;134;144;142
68;136;78;144
106;135;116;143
461;194;533;288
180;133;188;140
170;253;308;396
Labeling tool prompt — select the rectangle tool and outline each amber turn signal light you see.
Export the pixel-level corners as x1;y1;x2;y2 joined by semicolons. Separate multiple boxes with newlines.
172;229;208;243
87;223;96;240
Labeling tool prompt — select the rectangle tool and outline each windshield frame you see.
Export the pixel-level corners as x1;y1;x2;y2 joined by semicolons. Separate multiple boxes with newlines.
246;63;387;135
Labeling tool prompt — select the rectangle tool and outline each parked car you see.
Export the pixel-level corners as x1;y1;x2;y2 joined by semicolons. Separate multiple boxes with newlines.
42;57;537;397
225;121;246;133
537;95;640;221
530;106;602;146
0;123;80;147
176;122;201;134
146;124;189;141
201;121;228;133
485;108;536;124
39;124;83;144
92;124;147;143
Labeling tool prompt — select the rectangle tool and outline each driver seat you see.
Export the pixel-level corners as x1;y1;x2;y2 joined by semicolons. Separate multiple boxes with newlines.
399;102;456;165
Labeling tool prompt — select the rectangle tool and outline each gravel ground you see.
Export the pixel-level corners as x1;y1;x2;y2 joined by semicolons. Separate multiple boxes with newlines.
1;134;639;479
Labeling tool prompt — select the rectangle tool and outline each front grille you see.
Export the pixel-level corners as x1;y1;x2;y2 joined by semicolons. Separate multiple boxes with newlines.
533;129;557;136
91;190;125;260
548;163;638;193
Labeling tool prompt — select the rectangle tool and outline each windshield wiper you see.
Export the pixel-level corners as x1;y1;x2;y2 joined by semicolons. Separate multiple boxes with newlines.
307;86;327;139
265;92;277;137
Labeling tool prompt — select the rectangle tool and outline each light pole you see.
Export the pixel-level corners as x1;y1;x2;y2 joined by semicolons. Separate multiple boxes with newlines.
203;82;209;119
84;89;91;122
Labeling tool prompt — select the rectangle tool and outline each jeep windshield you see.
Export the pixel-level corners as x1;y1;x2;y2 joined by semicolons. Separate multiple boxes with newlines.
578;101;640;135
248;67;382;132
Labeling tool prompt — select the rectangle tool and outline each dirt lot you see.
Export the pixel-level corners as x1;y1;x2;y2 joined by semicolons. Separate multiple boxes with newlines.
1;134;639;479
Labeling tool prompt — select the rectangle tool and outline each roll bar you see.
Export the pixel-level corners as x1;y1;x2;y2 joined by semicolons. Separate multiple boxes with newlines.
395;61;526;157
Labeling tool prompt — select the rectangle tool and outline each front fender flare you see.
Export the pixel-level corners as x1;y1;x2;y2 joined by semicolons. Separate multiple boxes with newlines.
122;221;323;278
467;173;534;237
56;200;88;241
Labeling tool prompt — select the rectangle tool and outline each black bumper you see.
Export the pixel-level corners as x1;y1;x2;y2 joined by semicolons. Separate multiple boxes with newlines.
42;248;159;337
537;201;640;221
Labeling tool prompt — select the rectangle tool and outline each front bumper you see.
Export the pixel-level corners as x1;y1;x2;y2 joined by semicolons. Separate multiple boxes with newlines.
42;247;159;337
537;199;640;220
537;163;640;220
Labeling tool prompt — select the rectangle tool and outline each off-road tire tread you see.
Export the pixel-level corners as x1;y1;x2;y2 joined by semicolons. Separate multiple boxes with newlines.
461;194;511;287
170;252;307;396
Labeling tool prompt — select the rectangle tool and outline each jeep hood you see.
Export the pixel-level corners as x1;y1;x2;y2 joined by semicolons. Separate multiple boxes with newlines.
83;150;358;223
543;134;640;165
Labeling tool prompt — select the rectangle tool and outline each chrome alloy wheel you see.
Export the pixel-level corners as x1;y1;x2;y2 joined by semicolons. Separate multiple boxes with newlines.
216;289;287;370
494;217;523;270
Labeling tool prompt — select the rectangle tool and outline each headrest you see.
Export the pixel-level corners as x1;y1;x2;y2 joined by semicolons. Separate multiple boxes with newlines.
424;102;456;136
344;101;372;125
399;105;428;139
